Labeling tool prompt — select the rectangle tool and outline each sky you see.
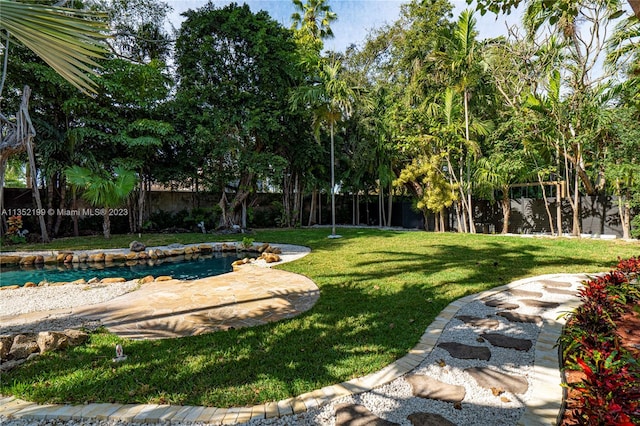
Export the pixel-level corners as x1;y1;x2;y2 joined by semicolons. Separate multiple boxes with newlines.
166;0;524;52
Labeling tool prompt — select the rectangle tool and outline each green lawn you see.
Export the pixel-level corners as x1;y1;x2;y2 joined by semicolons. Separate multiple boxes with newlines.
0;228;638;407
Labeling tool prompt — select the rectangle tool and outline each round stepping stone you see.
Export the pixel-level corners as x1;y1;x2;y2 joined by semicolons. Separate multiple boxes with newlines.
538;279;572;288
484;299;519;310
408;412;456;426
335;403;399;426
508;288;543;298
544;287;577;296
497;311;543;325
519;299;560;308
406;375;466;403
437;342;491;360
479;333;533;351
464;367;529;394
455;315;500;329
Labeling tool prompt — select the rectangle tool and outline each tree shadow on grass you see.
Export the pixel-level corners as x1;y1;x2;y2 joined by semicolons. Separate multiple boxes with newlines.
0;230;630;411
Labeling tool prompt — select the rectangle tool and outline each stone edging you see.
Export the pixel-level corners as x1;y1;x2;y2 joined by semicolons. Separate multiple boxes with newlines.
0;273;588;425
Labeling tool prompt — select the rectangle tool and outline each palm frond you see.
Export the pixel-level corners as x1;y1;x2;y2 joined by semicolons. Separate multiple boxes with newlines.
0;0;109;94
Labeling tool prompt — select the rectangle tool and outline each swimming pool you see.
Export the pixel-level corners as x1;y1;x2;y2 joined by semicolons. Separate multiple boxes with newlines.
0;252;251;287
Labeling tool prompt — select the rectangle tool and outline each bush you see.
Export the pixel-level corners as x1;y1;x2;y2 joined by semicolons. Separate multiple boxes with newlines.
560;257;640;424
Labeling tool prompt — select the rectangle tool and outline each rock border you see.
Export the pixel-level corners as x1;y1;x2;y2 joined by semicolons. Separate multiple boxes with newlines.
0;242;283;289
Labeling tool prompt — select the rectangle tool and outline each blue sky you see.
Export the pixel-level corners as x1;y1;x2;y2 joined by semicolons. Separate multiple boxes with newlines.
167;0;523;52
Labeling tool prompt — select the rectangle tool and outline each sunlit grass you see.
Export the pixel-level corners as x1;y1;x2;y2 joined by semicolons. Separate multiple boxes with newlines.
0;228;638;407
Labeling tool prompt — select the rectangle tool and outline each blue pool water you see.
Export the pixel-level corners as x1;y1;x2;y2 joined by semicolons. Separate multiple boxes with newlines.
0;252;251;287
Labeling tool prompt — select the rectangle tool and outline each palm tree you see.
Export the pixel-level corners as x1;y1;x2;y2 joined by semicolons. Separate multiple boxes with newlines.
65;166;136;239
291;59;365;237
291;0;337;40
0;0;108;94
432;10;484;233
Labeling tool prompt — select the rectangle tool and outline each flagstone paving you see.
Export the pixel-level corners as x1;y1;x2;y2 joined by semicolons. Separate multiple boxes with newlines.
1;270;591;425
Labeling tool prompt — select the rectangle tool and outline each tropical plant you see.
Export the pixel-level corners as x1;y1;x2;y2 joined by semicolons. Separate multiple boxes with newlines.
65;165;137;238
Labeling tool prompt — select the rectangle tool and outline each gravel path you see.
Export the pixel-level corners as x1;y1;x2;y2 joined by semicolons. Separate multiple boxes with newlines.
1;272;586;426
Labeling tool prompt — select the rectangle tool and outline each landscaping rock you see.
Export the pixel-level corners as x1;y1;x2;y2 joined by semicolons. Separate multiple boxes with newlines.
465;367;529;394
0;335;13;360
8;334;39;360
37;331;69;353
508;288;543;298
544;287;578;296
539;279;572;288
19;256;36;265
479;333;533;351
23;282;37;288
100;277;126;284
484;299;519;310
198;244;214;253
155;276;173;281
437;342;491;360
335;403;399;426
63;329;89;346
260;252;281;263
406;375;466;402
455;315;500;329
519;299;560;308
407;412;456;426
88;252;105;262
129;241;146;252
0;358;27;372
139;275;154;284
0;255;21;266
497;311;543;325
1;285;20;290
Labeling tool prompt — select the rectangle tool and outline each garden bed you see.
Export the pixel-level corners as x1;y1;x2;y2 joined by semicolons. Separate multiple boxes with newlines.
558;258;640;425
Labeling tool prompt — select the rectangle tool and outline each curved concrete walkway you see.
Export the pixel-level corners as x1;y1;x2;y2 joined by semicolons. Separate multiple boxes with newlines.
0;267;588;425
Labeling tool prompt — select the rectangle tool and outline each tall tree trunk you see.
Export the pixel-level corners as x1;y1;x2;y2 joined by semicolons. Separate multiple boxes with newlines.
500;193;510;234
46;174;55;235
463;89;476;234
308;188;317;226
616;180;631;240
386;184;393;227
537;173;555;236
103;208;111;239
53;175;66;236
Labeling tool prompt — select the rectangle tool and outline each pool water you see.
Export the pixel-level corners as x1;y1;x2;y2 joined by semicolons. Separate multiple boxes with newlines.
0;252;251;287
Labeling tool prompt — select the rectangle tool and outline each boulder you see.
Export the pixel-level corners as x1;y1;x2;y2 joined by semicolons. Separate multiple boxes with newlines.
37;331;69;353
260;252;281;263
198;244;214;253
64;329;89;346
19;256;36;265
1;285;20;290
0;358;27;372
100;277;126;284
34;255;45;264
155;276;173;282
23;282;37;288
125;252;138;260
0;335;13;360
88;253;105;262
0;255;21;266
129;241;146;252
139;275;154;284
8;334;39;360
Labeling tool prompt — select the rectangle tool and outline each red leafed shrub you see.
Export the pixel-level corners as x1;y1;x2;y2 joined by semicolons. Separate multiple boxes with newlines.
560;257;640;425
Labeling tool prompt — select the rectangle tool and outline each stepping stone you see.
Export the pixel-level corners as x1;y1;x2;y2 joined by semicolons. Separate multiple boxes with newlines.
479;333;533;351
484;299;519;310
465;367;529;394
406;375;466;403
497;311;543;325
519;299;560;308
455;315;500;329
538;279;572;288
335;403;399;426
407;412;457;426
544;287;577;296
437;342;491;361
508;289;543;298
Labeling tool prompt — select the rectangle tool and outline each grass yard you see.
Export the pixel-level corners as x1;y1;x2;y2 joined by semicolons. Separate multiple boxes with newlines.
0;228;638;407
